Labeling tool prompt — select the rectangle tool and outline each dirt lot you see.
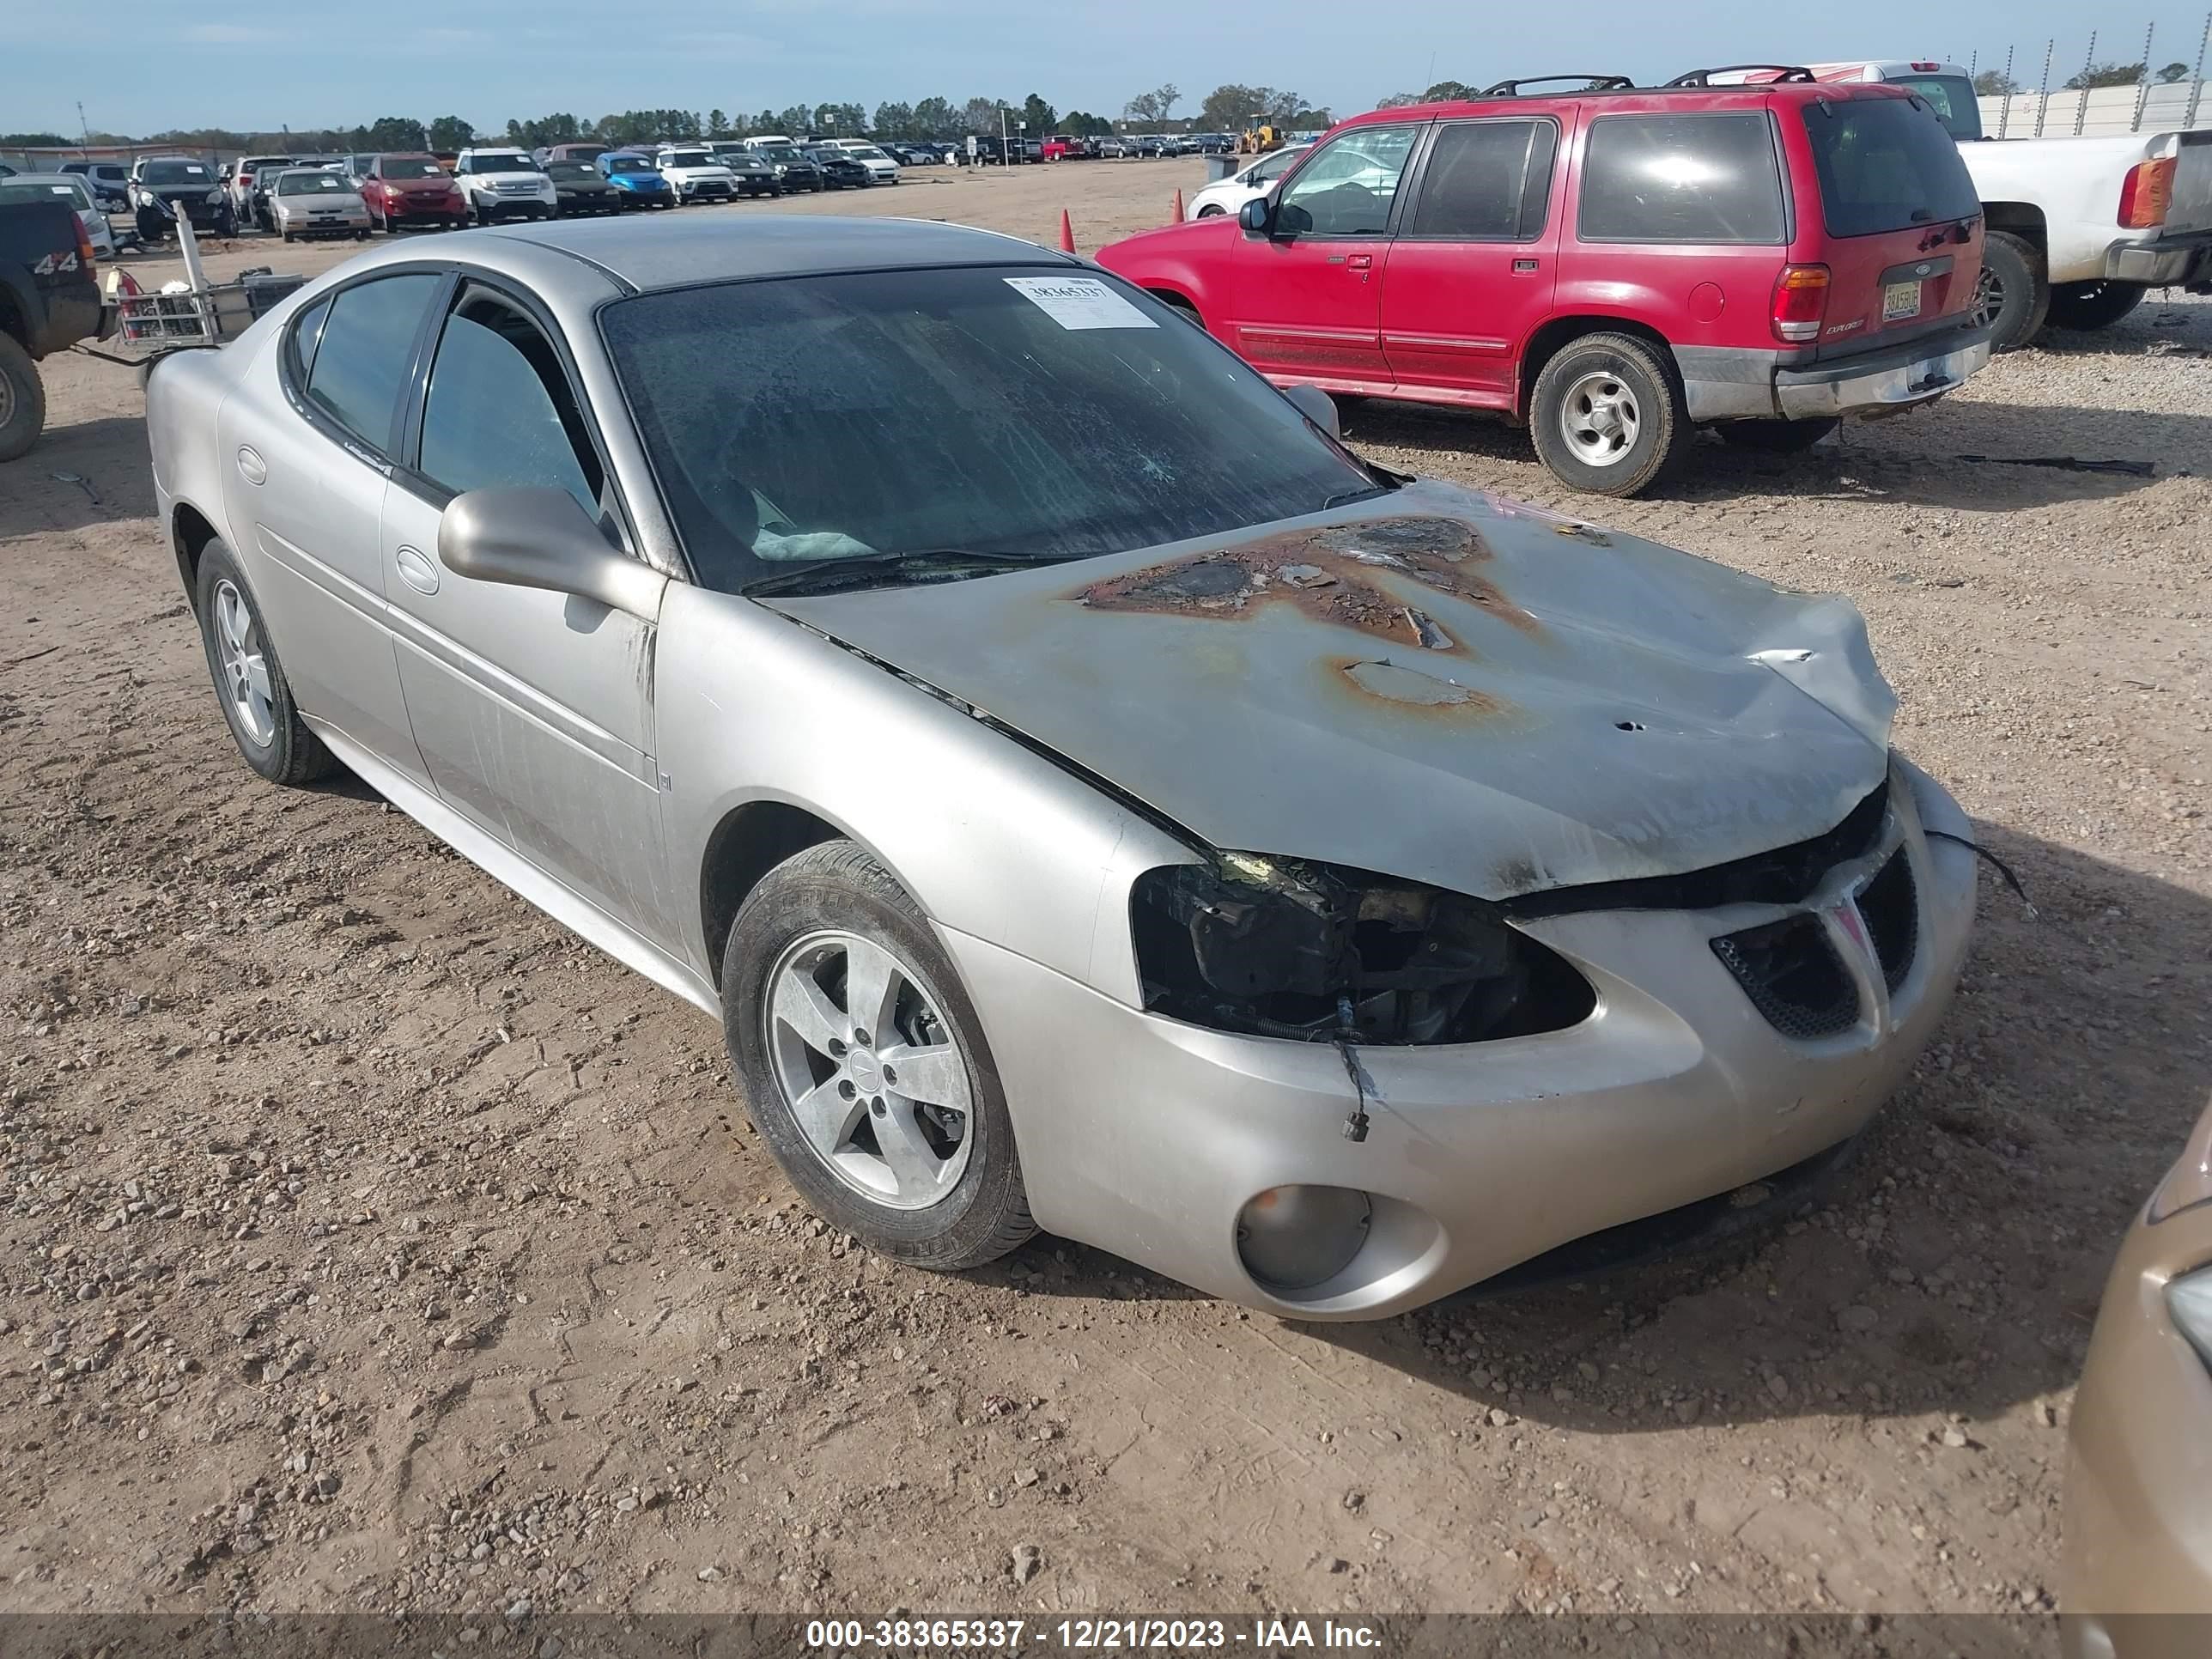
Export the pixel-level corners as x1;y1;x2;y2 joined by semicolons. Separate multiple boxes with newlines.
2;155;2207;1628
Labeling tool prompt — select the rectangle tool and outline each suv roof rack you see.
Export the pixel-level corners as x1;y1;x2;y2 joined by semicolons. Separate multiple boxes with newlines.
1478;75;1638;97
1663;64;1815;87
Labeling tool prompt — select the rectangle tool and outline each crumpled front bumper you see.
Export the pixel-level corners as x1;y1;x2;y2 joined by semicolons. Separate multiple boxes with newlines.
941;758;1977;1320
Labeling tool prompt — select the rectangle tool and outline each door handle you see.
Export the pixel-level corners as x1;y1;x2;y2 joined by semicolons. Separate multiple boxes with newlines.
235;446;266;485
1347;253;1373;270
394;544;440;596
1512;258;1540;274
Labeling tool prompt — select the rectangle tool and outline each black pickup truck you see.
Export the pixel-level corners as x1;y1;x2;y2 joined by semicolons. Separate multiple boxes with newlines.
0;197;109;461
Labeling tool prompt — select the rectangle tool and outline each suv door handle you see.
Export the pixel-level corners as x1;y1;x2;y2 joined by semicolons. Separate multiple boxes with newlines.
1513;258;1540;273
1347;253;1373;270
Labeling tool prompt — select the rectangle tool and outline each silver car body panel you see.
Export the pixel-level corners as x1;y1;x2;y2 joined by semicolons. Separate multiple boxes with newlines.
144;216;1977;1317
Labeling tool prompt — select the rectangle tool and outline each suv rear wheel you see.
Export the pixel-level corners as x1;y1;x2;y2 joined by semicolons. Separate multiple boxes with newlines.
2045;280;2146;333
1529;333;1685;498
1972;231;2049;352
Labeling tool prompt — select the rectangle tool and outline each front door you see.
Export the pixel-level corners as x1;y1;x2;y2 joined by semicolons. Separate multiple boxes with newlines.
1224;122;1422;390
380;279;681;947
1378;118;1565;407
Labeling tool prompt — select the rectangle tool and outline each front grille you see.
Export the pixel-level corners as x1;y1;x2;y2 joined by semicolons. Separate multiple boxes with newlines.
1856;850;1918;994
1711;916;1860;1040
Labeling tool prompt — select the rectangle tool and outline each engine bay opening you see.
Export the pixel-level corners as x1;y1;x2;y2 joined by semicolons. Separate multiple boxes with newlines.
1131;853;1597;1044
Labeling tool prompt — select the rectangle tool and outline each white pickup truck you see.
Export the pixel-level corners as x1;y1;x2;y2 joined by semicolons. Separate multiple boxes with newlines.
1733;62;2212;349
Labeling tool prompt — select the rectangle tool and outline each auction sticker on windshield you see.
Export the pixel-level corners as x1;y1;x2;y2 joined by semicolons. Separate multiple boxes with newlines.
1005;276;1158;330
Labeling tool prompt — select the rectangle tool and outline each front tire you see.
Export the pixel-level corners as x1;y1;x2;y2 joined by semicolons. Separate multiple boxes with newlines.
1196;203;1224;217
192;539;337;786
0;331;47;464
1528;332;1686;498
2045;280;2146;333
723;840;1034;1273
1972;230;2049;352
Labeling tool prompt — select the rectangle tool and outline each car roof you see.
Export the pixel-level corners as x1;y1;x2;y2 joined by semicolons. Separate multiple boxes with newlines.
1335;76;1915;131
483;213;1073;291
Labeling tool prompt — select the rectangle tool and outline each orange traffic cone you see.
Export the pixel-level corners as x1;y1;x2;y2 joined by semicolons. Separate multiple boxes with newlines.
1170;189;1185;223
1058;209;1076;253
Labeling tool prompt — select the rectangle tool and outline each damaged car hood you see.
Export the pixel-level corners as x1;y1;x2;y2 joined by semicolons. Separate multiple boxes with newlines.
763;481;1896;902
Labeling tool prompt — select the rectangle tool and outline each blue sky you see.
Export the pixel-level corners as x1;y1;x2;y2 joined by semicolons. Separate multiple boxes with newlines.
3;0;2186;137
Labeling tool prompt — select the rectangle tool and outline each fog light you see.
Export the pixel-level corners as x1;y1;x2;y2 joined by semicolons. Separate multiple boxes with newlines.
1236;1185;1371;1291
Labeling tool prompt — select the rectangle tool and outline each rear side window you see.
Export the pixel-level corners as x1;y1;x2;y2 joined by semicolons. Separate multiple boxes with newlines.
1578;112;1785;244
302;273;439;452
1409;119;1559;240
1802;94;1982;237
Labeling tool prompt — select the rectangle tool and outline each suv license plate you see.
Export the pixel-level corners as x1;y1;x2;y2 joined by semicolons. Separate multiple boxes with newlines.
1883;281;1922;322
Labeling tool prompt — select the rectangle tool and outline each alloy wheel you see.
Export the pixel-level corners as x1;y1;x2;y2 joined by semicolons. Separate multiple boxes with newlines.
1559;370;1641;467
210;579;275;746
763;930;975;1210
1969;264;2003;331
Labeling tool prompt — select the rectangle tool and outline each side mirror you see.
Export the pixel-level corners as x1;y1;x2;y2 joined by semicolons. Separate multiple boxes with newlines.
438;487;666;621
1238;197;1273;236
1282;384;1340;441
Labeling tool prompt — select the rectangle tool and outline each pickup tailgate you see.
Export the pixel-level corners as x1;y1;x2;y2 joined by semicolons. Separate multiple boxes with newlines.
0;199;100;358
2170;131;2212;235
1795;89;1986;351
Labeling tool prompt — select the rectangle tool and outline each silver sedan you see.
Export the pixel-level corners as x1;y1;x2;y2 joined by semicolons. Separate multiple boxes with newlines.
144;216;1977;1318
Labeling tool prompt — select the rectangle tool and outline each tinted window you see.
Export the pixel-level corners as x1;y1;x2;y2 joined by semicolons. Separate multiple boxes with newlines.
600;266;1378;592
289;296;331;380
1275;125;1419;235
303;274;438;451
1802;94;1982;236
1894;76;1982;142
380;158;441;179
419;295;601;513
1409;119;1558;240
1578;112;1785;244
141;161;211;185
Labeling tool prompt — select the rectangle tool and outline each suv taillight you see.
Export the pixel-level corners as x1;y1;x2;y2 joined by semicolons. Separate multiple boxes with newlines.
76;217;95;270
1771;264;1831;343
2119;157;2175;229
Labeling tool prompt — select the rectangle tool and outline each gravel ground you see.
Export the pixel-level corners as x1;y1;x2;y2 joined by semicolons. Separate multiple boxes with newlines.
0;159;2206;1628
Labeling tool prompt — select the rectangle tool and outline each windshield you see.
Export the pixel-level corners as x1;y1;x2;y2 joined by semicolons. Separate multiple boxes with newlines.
142;161;210;185
0;179;91;209
663;150;713;167
1802;94;1980;236
602;266;1377;592
245;156;293;171
547;162;599;180
381;158;442;179
278;172;349;195
461;153;536;173
851;146;889;161
604;155;653;173
1894;75;1983;141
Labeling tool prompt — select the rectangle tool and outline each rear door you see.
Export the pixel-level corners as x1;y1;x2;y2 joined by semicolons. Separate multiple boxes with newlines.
1377;116;1564;405
1788;90;1984;349
1220;122;1422;389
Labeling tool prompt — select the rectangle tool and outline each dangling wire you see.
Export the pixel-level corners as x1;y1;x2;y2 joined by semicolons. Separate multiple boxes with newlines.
1333;993;1370;1143
1925;830;2038;919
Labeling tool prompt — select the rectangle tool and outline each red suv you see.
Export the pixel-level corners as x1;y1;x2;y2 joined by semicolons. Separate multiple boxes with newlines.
1097;67;1991;495
356;154;470;232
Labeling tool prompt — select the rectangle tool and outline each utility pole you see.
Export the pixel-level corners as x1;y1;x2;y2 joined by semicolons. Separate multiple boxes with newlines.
77;100;89;144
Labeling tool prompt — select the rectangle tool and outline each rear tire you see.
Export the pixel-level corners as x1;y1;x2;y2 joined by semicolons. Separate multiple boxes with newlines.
1528;332;1686;498
2045;280;2147;333
1716;417;1838;454
192;538;337;786
1972;231;2049;352
723;840;1035;1273
0;331;47;464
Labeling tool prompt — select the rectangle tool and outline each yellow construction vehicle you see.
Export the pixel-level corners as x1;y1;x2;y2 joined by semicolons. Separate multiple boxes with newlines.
1237;125;1284;155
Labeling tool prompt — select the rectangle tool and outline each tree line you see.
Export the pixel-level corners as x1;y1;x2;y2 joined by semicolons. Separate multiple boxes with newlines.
10;79;1339;158
1974;61;2197;94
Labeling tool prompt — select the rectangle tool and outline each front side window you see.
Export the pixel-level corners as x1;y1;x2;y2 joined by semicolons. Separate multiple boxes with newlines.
601;265;1380;592
1801;94;1982;236
1274;125;1419;236
1577;112;1785;244
301;273;440;452
419;292;600;513
1408;119;1559;240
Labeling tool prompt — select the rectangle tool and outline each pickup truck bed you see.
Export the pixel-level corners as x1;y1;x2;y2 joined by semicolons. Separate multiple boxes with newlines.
0;198;109;461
